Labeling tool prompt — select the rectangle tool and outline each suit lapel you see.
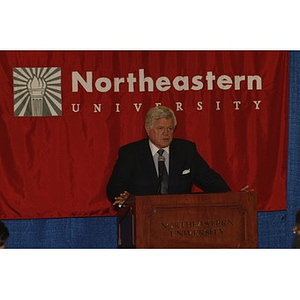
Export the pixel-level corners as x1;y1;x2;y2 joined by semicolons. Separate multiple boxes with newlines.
140;138;158;180
168;140;182;192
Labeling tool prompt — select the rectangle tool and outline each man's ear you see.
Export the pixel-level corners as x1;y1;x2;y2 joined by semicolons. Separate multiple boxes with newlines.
145;127;150;136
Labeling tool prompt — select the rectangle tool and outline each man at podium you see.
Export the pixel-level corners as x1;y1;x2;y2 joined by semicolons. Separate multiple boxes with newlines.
107;105;231;208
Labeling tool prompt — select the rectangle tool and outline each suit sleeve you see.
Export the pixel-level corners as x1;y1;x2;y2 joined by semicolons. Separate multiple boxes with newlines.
191;143;231;193
106;146;134;202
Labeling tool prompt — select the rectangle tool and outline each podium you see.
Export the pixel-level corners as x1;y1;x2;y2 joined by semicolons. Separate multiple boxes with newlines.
117;192;257;248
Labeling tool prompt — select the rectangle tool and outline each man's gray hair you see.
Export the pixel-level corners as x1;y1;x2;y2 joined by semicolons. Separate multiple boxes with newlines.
145;106;177;129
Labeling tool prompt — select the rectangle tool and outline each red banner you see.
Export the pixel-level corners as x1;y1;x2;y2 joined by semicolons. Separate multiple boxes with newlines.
0;51;288;219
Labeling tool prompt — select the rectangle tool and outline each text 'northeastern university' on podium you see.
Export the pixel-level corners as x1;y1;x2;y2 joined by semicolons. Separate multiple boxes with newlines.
117;192;257;249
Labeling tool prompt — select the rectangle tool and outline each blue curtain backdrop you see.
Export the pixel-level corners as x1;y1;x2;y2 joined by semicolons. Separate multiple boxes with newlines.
4;217;118;249
2;51;300;249
286;51;300;248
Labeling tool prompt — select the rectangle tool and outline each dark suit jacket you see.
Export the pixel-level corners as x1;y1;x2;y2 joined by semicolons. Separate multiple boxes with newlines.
106;138;230;202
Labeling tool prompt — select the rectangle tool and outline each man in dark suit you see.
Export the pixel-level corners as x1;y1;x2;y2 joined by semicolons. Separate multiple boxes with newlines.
293;210;300;248
0;220;9;249
106;106;231;207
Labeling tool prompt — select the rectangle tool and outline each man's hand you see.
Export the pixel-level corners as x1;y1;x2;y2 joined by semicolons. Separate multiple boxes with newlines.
113;190;131;207
240;185;254;192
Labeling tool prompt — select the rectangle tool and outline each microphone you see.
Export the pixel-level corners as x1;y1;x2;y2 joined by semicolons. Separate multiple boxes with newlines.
158;154;165;179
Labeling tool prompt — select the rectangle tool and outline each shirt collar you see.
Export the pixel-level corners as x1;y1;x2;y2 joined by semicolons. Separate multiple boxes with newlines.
148;140;170;156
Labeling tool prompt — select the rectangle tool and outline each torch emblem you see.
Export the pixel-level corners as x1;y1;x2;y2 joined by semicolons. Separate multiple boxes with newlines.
13;67;62;117
27;76;47;116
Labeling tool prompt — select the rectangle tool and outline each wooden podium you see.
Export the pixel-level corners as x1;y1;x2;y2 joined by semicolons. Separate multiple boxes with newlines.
117;192;257;248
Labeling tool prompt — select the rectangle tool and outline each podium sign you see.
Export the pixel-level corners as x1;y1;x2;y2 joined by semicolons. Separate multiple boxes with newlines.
118;192;257;248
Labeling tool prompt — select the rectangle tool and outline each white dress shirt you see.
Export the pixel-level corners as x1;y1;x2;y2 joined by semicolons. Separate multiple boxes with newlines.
148;140;170;175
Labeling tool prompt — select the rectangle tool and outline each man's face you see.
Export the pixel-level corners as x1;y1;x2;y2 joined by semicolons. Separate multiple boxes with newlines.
146;117;175;148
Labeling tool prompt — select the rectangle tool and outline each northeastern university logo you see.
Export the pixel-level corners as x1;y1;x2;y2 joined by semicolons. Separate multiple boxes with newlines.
13;67;62;117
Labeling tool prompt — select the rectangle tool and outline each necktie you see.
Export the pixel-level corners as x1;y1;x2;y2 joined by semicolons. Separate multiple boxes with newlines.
157;149;168;194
